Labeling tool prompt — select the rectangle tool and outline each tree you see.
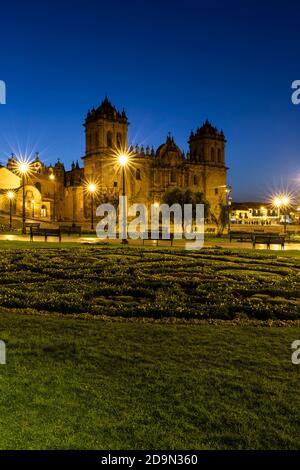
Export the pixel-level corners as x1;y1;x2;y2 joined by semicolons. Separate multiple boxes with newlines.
162;188;210;220
97;190;119;209
210;203;229;236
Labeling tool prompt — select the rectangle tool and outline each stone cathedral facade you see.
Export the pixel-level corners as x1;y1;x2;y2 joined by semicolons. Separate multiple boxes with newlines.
0;97;227;223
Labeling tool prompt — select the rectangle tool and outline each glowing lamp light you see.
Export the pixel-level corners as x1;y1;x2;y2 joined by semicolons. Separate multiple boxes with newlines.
273;197;282;208
49;173;55;181
273;195;290;208
18;161;29;174
118;154;128;166
7;191;15;200
88;183;97;193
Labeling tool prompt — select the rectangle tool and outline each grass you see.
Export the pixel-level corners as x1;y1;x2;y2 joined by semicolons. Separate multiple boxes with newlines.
0;244;299;449
0;311;300;449
0;244;298;320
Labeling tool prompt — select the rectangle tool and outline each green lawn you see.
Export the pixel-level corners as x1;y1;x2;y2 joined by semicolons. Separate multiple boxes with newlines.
0;244;299;449
0;312;300;449
0;244;298;320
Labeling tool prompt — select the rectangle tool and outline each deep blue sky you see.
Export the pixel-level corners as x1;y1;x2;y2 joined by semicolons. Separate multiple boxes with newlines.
0;0;299;201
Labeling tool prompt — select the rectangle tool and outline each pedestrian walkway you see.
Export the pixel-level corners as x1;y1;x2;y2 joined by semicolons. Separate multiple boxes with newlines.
0;233;299;251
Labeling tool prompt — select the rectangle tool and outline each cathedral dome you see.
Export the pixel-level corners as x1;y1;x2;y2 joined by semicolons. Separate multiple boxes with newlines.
156;135;183;166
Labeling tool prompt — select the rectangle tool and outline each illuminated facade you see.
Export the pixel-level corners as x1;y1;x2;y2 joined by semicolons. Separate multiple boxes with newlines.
0;97;228;224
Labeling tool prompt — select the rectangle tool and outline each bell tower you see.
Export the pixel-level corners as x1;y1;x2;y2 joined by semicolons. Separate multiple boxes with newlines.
188;119;226;166
84;97;129;158
188;120;227;213
83;97;129;193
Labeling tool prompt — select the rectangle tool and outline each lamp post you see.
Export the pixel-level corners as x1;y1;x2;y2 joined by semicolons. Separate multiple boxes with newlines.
87;183;96;230
7;191;15;229
226;185;232;233
273;195;290;233
281;196;290;233
17;161;30;234
49;173;56;221
118;153;129;243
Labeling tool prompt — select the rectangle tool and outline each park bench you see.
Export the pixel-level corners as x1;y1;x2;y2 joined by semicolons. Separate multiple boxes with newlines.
25;222;40;234
60;225;82;236
229;232;253;243
142;231;174;246
30;227;61;242
252;234;285;249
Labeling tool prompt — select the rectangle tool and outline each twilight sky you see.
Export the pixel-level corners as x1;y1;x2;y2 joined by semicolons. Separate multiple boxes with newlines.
0;0;299;201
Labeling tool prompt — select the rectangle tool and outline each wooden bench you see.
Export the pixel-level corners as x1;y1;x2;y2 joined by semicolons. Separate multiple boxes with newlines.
60;225;81;236
30;227;61;242
142;231;174;246
25;222;40;234
252;234;285;249
230;232;253;243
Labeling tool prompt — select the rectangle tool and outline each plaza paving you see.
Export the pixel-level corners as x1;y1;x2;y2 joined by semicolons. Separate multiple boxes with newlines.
0;233;299;251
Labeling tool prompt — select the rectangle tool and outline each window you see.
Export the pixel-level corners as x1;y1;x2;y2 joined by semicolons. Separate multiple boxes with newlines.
117;132;122;148
217;149;221;162
113;181;118;187
215;188;219;195
211;148;215;161
171;170;176;183
136;169;141;180
107;131;113;148
194;175;198;185
41;205;47;218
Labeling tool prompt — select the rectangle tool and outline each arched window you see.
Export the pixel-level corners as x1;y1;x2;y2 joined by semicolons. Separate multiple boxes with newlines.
211;148;215;161
136;168;141;180
41;205;47;218
107;131;113;148
35;182;42;193
117;132;122;149
217;149;221;162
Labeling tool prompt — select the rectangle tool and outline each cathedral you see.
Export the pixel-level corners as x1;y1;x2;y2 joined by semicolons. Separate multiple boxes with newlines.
0;97;227;224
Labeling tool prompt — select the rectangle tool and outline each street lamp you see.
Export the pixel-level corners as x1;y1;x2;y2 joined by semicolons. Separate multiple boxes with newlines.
273;194;290;232
225;185;232;233
17;160;30;234
49;173;56;221
7;191;15;229
118;153;129;243
87;183;97;230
